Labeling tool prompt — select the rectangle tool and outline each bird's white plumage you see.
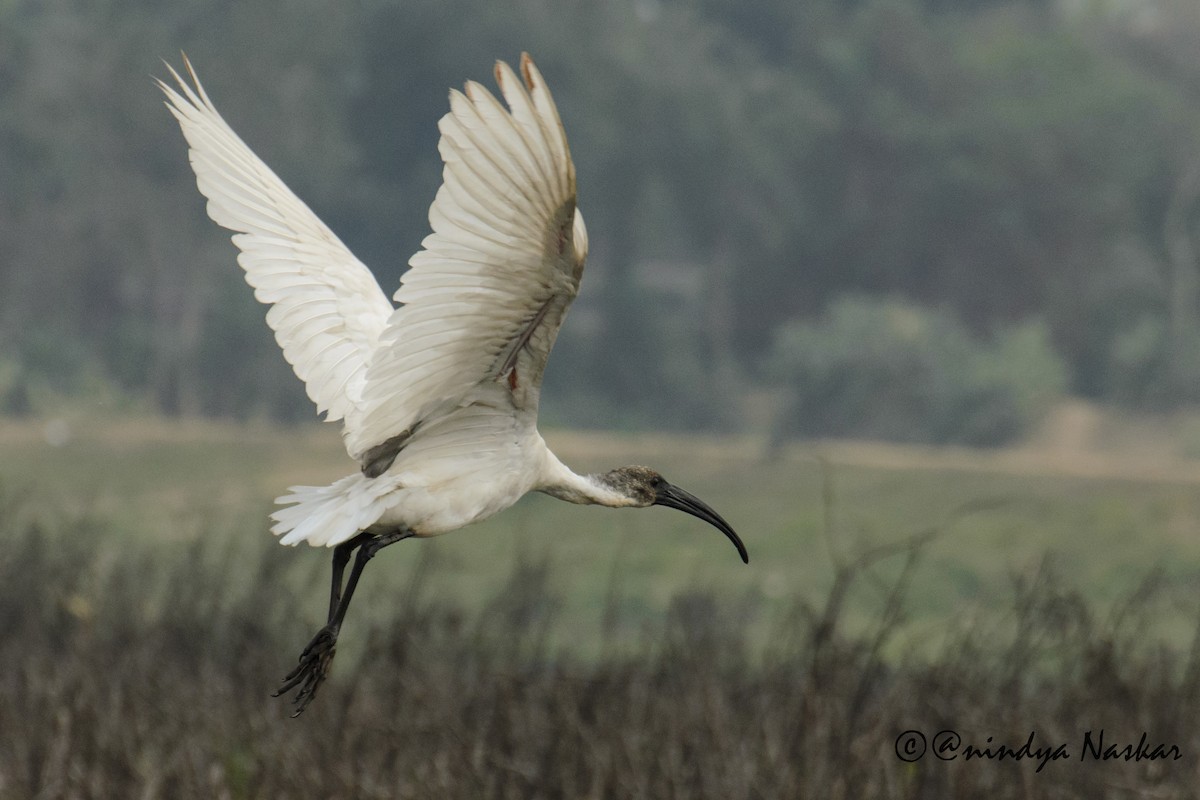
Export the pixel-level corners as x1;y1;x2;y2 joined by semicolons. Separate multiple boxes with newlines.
161;58;743;722
348;58;584;460
161;55;588;546
158;64;394;428
272;385;549;545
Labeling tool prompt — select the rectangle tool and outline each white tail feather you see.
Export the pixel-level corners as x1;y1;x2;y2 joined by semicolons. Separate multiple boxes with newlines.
271;473;397;547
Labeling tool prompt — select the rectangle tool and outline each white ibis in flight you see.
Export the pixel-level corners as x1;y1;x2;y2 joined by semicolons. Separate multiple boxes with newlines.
159;53;747;715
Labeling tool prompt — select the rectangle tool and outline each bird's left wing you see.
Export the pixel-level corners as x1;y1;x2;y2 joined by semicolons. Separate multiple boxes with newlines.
345;54;587;463
158;58;395;429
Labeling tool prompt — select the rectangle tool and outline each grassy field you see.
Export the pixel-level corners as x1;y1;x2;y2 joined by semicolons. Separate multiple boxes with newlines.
4;412;1200;797
5;412;1200;797
5;411;1200;657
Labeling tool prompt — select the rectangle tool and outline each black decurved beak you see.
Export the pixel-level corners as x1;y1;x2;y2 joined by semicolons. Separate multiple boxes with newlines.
653;483;748;564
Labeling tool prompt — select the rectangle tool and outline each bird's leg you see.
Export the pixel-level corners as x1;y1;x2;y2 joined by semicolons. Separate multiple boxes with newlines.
269;533;368;712
272;536;367;715
274;528;415;717
328;532;372;623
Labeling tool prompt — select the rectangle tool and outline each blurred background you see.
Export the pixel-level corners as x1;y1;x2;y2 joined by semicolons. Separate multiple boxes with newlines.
3;0;1200;439
3;0;1200;795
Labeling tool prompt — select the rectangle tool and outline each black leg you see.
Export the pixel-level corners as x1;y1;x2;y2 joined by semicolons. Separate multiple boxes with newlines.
274;528;415;717
328;532;371;623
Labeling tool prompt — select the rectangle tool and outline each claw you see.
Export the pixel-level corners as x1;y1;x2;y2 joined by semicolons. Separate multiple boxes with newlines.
273;625;339;716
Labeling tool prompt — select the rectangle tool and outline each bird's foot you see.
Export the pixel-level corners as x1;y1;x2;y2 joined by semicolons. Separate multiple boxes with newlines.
273;625;339;717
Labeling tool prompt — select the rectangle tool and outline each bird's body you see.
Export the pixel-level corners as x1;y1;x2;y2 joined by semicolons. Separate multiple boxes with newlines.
273;391;534;542
273;388;564;543
160;53;745;715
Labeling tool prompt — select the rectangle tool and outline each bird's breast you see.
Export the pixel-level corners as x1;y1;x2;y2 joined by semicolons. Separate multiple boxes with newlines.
365;385;543;536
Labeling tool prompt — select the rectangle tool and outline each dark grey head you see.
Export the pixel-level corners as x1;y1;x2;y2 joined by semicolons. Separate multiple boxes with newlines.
599;466;748;564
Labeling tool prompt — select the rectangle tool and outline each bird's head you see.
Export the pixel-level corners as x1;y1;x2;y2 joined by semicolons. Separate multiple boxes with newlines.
597;466;748;564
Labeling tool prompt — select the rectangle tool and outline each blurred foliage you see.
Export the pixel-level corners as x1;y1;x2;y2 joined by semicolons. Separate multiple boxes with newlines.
1;0;1200;436
766;297;1067;446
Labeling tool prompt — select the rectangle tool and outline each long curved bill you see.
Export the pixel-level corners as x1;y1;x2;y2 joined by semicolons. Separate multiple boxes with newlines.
654;483;749;564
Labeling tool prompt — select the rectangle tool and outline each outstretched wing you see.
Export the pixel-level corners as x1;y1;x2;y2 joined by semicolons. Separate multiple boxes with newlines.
344;54;587;463
158;58;394;429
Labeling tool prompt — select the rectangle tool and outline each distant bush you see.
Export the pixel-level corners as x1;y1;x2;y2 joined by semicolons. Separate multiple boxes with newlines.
0;348;137;417
1098;315;1200;410
766;296;1067;447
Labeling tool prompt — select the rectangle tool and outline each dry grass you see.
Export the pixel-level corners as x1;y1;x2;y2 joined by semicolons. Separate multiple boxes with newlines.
1;489;1198;799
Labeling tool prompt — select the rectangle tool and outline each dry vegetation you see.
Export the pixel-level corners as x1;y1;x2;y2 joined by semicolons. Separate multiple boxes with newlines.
2;489;1198;799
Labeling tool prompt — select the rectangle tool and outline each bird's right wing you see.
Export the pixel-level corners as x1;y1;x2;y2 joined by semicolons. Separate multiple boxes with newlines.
345;54;587;464
158;58;395;427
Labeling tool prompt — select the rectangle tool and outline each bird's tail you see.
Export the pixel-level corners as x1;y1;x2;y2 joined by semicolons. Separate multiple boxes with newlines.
270;472;397;547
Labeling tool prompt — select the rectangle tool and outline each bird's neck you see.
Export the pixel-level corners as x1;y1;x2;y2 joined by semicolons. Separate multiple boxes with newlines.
535;448;635;507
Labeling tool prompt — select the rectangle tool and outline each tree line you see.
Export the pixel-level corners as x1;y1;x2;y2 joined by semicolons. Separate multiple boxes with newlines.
1;0;1198;441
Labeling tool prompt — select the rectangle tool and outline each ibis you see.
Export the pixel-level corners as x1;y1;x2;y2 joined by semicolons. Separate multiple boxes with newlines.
159;54;747;716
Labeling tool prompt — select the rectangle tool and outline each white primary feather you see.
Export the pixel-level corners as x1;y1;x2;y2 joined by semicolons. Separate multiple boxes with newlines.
158;59;394;430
